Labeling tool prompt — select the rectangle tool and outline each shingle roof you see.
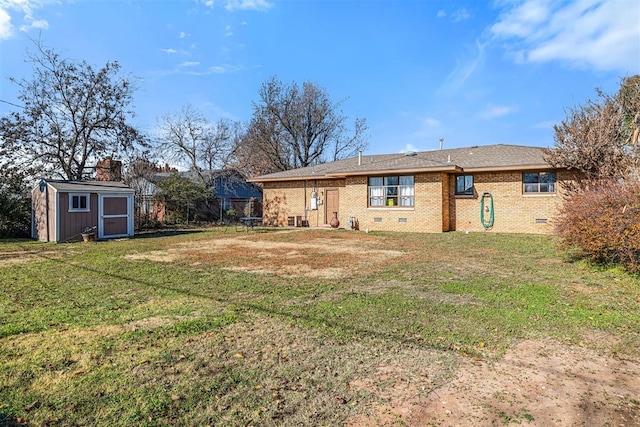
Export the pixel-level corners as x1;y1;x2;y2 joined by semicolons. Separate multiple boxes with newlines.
249;144;551;182
45;180;134;193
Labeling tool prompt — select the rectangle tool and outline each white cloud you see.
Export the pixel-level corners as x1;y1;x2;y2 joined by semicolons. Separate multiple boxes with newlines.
225;24;233;36
451;8;470;22
179;61;200;67
0;8;12;39
225;0;273;12
179;31;188;38
490;0;640;73
209;64;243;73
407;114;443;140
440;39;486;95
530;119;557;129
186;64;244;75
0;0;52;40
436;7;471;22
478;104;517;119
423;116;441;127
161;48;178;54
20;17;48;32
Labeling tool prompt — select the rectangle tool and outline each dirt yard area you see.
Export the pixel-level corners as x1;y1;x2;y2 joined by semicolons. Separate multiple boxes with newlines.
124;231;640;426
347;338;639;426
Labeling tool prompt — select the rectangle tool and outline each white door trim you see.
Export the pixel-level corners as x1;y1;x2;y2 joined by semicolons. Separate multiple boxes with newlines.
98;194;134;239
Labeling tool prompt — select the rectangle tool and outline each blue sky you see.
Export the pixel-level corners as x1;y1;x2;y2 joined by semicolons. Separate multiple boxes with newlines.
1;0;638;157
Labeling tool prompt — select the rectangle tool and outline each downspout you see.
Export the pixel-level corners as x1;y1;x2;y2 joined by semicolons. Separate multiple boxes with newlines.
304;180;308;225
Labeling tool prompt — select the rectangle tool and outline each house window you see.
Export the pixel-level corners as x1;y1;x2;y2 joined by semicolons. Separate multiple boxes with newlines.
455;175;474;195
69;194;90;212
368;175;414;207
523;172;556;193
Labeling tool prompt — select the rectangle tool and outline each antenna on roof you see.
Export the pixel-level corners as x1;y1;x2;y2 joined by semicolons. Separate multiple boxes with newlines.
439;137;444;150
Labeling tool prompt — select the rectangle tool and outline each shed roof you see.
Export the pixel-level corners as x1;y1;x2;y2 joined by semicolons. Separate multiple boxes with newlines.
248;144;553;182
44;180;134;193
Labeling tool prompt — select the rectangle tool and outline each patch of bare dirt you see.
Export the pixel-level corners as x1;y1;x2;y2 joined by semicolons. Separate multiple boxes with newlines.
0;249;67;266
124;232;404;279
125;251;179;263
347;339;640;426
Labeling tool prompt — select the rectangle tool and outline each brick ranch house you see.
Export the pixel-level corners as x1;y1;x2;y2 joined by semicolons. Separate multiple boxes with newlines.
248;144;574;234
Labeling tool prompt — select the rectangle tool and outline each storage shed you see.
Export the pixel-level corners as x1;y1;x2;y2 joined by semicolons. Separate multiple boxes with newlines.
32;180;135;242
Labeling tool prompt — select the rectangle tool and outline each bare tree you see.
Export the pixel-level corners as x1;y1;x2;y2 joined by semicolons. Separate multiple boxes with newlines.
544;75;640;183
619;75;640;146
0;40;146;180
236;76;368;176
156;105;234;185
124;157;159;196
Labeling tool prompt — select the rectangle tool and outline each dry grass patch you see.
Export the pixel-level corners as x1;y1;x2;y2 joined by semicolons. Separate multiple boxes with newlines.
0;246;78;267
168;315;459;426
3;229;640;426
125;231;404;279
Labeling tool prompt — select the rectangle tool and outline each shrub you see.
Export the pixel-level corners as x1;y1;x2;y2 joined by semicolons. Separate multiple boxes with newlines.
0;168;31;238
556;180;640;272
225;208;238;221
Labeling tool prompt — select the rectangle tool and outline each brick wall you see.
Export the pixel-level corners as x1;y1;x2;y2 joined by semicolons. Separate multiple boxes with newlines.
451;170;570;234
340;173;444;232
262;179;345;227
260;169;573;234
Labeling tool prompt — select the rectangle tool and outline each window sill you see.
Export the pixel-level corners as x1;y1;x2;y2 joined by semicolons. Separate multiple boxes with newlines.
368;207;415;211
455;194;476;199
523;193;557;197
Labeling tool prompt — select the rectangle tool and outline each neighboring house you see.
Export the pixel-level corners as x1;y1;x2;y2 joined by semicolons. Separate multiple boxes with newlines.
211;170;263;218
248;144;575;234
141;169;263;221
32;159;135;242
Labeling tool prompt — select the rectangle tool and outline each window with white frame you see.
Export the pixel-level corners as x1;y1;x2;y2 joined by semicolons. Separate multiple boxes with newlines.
69;194;90;212
455;175;474;195
368;175;414;207
523;172;556;193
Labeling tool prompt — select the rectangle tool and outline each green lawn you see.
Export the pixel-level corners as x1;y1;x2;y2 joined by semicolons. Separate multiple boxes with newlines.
1;229;638;426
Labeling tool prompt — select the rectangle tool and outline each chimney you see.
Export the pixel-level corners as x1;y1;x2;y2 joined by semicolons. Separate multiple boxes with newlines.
358;151;362;166
96;157;122;181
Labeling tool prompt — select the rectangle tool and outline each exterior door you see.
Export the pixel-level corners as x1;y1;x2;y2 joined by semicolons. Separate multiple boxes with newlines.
325;189;339;225
98;194;133;238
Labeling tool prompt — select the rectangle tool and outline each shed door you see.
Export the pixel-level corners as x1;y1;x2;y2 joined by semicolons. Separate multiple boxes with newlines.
325;189;339;225
99;195;131;238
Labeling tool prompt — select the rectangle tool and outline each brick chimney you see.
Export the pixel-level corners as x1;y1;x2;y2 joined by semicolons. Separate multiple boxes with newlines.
96;157;122;181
